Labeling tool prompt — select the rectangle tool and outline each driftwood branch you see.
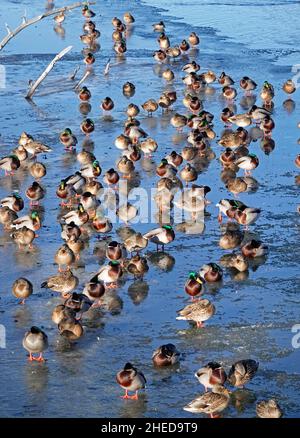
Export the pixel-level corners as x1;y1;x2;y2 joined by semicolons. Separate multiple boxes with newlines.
26;45;72;99
69;65;80;81
0;1;96;51
74;70;91;90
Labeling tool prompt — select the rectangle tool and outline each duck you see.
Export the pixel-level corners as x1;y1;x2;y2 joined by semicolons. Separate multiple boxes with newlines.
117;156;135;177
216;199;247;223
221;107;235;126
11;211;40;233
165;151;183;168
241;239;268;258
10;226;35;249
153;49;167;63
82;275;106;306
80;191;100;212
0;155;20;176
195;362;227;392
12;145;28;162
141;99;158;116
188;32;200;46
180;164;198;186
103;168;120;187
219;253;249;272
161;68;174;82
123;12;135;25
126;103;140;118
152;344;180;367
62;203;89;227
181;146;197;161
59;128;78;150
125;255;149;278
12;278;33;304
248;105;271;122
115;134;132;150
282;79;296;94
56;180;74;206
123;82;135;97
182;61;200;74
80;118;95;135
112;17;122;28
58;316;84;340
143;225;175;251
157;32;170;50
259;115;275;137
41;270;78;298
1;193;24;212
96;261;123;288
23;140;52;158
199;263;223;283
256;400;282;418
260;81;275;105
92;215;113;234
84;180;103;196
219;229;244;250
226;176;258;195
227;113;252;128
83;20;96;33
218;129;246;149
18;131;34;147
152;21;165;32
176;298;215;328
122;145;141;162
234;207;261;227
240;76;257;93
116;362;146;400
25;181;45;206
235;154;259;175
78;86;91;101
106;241;126;261
125;124;148;144
139;138;158;157
220;148;236;167
84;52;95;66
64;292;92;319
218;72;234;86
61;222;81;241
184;272;205;300
156;159;177;179
101;96;114;112
228;359;259;388
82;5;96;19
66;235;84;260
170;113;187;131
222;86;237;100
117;203;138;224
52;304;76;325
295;154;300;168
30;162;47;180
81;160;102;180
124;232;148;254
114;40;127;55
23;326;48;362
183;385;231;418
54;244;75;272
179;39;190;52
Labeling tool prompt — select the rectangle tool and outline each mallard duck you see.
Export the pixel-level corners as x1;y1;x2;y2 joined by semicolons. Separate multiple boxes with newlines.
240;76;257;93
295;154;300;168
52;304;76;325
103;168;120;187
126;255;149;278
185;272;205;300
222;86;237;100
241;239;268;258
126;103;140;119
226;176;258;195
260;81;275;104
142;99;158;116
181;146;197;161
182;61;200;74
96;261;123;287
122;145;141;162
41;270;78;298
157;32;170;50
30;162;46;180
220;253;249;272
62;203;89;227
199;263;223;282
220;148;236;167
66;236;84;260
221;107;235;126
0;155;20;176
59;128;78;150
80;118;94;135
56;180;74;206
153;50;167;63
165;151;183;168
84;52;95;65
152;21;165;32
144;225;175;251
61;222;81;241
218;130;245;149
216;199;246;222
54;244;75;272
176;298;215;328
10;226;35;249
92;215;113;234
80;191;100;212
25;181;45;206
117;156;135;177
218;72;234;86
170;113;187;131
23;326;48;362
152;344;180;367
228;113;252;127
117;203;138;224
179;39;190;52
81;160;101;180
200;71;216;85
82;275;106;306
12;278;33;304
219;229;244;250
283;79;296;94
1;193;24;212
106;241;126;261
83;20;96;33
188;32;200;46
18;131;34;147
11;211;40;233
248;105;271;121
234;207;261;227
12;145;28;162
23;140;52;158
139;138;157;157
58;316;84;340
125;124;147;144
195;362;227;391
162;68;174;81
82;5;96;19
115;134;132;150
123;12;135;24
114;40;127;55
124;232;148;254
235;154;259;175
84;180;103;196
180;164;198;185
116;362;146;399
259;115;275;137
64;292;92;319
80;33;98;45
228;359;259;388
256;400;282;418
158;93;172;112
123;82;135;97
78;86;91;101
64;172;86;195
183;385;231;418
112;17;122;28
156;159;177;179
101;96;114;112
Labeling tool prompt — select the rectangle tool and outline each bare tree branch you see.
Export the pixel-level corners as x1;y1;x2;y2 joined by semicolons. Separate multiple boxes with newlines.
74;70;91;90
69;65;81;81
25;45;72;99
0;1;96;51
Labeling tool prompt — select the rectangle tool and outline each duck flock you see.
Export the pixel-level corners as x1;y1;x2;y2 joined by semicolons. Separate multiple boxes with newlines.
0;1;298;418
